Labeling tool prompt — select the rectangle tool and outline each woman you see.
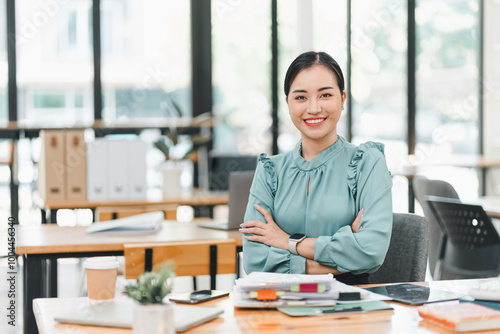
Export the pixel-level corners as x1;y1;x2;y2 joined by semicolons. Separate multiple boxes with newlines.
240;51;393;285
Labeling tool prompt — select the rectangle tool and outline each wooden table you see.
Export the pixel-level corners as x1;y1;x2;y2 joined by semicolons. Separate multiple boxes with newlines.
35;189;229;223
390;155;500;213
32;279;498;334
16;221;242;334
475;196;500;218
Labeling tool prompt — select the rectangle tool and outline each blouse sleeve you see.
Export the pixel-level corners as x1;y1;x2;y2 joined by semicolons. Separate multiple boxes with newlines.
314;142;393;275
242;154;306;274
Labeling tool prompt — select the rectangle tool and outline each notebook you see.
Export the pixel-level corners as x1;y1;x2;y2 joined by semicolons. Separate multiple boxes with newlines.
198;170;255;230
54;298;223;332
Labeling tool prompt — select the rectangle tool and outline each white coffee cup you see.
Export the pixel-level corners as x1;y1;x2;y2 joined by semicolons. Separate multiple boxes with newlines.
83;256;119;304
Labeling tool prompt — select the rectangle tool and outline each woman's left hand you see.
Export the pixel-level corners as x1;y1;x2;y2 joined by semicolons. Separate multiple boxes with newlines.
240;205;290;250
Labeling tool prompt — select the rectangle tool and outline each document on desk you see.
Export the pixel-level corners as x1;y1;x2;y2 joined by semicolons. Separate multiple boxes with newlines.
85;211;164;234
278;300;394;317
233;272;389;308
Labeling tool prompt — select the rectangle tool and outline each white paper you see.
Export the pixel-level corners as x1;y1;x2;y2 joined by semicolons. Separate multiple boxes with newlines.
85;211;164;234
233;272;390;308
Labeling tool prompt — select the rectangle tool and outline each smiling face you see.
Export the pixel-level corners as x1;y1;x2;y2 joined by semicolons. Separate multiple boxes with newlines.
287;64;346;151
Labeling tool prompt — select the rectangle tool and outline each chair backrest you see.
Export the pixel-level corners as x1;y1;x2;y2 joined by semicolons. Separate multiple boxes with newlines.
124;239;237;281
427;196;500;279
412;176;460;279
369;213;429;284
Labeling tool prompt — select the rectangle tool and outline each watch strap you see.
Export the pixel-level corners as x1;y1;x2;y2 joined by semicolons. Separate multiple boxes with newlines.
288;236;305;255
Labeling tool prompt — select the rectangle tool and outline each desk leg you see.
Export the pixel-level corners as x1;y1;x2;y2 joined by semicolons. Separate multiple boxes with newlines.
210;245;217;290
49;209;58;224
48;258;58;297
480;168;487;196
236;246;242;279
40;209;47;224
408;180;415;213
23;254;44;334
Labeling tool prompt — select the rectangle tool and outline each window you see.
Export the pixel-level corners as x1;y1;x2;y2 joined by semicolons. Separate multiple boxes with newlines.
350;0;408;211
16;0;94;127
277;0;348;153
0;0;7;124
415;0;480;199
57;6;92;56
101;0;191;122
212;1;272;155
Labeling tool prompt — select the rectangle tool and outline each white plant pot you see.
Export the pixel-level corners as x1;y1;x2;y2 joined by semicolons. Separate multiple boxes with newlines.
160;161;184;198
133;302;175;334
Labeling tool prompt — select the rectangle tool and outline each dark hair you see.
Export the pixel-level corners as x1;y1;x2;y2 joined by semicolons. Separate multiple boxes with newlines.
284;51;345;97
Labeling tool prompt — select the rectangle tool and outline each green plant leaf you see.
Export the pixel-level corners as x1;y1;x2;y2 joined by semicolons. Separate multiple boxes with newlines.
125;261;176;304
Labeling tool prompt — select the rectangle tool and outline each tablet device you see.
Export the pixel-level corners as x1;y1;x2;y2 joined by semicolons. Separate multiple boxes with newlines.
363;283;465;305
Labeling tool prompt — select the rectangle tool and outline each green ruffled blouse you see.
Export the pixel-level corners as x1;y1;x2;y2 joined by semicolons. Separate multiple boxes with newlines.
243;135;393;275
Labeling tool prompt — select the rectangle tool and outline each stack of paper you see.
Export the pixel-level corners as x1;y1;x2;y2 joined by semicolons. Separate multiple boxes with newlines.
85;211;164;234
234;272;378;308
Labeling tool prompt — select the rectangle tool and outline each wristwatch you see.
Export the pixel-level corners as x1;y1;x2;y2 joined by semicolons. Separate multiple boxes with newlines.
288;233;306;255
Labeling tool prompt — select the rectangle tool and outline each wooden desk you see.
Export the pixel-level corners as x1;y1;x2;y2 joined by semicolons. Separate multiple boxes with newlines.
16;221;241;334
35;189;229;223
32;279;499;334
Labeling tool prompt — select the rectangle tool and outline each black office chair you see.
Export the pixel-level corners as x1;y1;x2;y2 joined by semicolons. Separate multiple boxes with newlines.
369;213;429;284
208;155;258;191
413;176;460;280
427;196;500;279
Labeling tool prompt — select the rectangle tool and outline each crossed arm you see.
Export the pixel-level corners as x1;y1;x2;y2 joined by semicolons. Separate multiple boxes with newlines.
240;205;364;275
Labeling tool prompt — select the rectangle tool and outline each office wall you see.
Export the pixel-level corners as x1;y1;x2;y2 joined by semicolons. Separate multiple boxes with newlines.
484;0;500;195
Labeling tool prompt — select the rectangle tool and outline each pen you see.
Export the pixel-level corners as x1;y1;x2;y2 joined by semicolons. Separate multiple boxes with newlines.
318;306;363;314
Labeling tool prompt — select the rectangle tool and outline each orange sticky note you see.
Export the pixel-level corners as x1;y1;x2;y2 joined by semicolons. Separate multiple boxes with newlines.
256;289;277;300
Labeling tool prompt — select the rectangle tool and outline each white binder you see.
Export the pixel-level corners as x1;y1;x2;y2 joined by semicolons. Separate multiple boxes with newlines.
107;140;130;200
128;140;147;200
86;139;108;201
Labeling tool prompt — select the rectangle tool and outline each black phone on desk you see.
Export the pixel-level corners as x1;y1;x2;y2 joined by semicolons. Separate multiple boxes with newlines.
169;290;229;304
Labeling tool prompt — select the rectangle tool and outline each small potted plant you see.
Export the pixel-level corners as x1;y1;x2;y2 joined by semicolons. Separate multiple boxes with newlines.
154;103;212;198
125;261;176;334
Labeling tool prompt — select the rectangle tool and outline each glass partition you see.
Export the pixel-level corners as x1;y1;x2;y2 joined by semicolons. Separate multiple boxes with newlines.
212;1;272;155
16;0;94;127
101;0;191;122
415;0;480;199
350;0;408;211
277;0;348;153
1;0;8;125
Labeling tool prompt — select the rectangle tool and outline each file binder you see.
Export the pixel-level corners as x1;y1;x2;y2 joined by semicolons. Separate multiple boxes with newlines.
38;130;66;202
65;130;87;201
86;139;108;201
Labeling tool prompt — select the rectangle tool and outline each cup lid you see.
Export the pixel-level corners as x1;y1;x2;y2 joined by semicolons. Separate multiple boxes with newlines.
83;256;119;270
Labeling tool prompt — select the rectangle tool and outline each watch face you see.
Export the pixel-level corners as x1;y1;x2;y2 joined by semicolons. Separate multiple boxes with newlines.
290;233;306;241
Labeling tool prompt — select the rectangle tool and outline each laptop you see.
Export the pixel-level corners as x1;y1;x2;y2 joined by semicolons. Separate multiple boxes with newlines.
198;170;255;230
54;298;223;332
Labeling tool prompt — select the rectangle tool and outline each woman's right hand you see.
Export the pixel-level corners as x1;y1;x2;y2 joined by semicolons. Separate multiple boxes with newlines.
351;209;365;233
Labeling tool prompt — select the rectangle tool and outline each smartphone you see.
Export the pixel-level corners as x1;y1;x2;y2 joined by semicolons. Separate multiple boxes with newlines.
169;290;230;304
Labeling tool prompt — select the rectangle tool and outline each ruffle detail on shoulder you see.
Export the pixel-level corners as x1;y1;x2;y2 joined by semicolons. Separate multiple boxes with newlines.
259;153;277;197
347;142;385;199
